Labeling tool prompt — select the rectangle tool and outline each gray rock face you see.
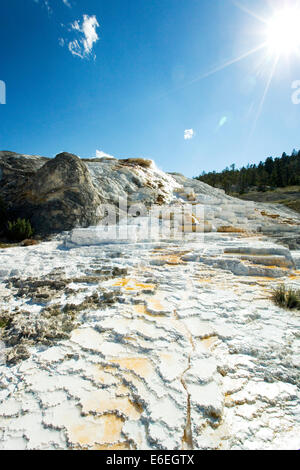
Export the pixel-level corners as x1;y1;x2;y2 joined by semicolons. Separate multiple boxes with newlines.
22;153;104;233
0;152;104;233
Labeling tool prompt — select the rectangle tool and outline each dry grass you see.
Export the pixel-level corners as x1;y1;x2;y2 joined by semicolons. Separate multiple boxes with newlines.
21;239;39;247
271;285;300;310
236;186;300;214
119;158;153;169
0;243;18;249
217;226;246;233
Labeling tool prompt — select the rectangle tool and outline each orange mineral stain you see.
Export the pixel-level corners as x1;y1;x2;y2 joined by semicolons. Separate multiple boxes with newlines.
197;278;212;284
110;357;154;379
134;304;147;315
146;298;165;312
133;303;166;318
90;366;118;384
101;414;125;443
68;421;105;447
112;278;156;291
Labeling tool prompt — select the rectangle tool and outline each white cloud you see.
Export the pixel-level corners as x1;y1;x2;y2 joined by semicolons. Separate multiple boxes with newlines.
35;0;72;9
68;15;100;59
95;150;115;159
218;116;228;128
184;129;194;140
33;0;52;14
68;39;82;57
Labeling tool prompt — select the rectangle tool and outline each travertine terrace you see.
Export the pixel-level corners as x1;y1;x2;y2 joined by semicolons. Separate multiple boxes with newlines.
0;156;299;450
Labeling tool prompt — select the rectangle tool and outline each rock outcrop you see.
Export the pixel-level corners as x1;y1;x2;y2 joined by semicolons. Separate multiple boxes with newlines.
0;152;104;233
0;151;180;234
20;153;105;233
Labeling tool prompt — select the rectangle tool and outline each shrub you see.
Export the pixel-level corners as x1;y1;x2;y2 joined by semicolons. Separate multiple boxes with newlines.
0;318;9;329
271;285;300;310
271;285;286;307
286;290;300;309
6;218;34;242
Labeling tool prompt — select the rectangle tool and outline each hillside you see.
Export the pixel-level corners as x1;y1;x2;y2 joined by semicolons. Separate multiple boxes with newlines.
236;186;300;214
196;151;300;213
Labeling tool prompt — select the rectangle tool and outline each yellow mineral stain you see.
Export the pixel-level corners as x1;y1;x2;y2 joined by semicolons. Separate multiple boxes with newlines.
201;336;218;350
224;394;234;406
68;422;104;446
289;271;300;280
159;353;172;362
101;414;125;443
151;254;184;265
134;304;147;315
110;357;154;379
103;365;118;374
262;265;288;270
133;303;166;318
112;278;156;291
91;366;116;384
147;298;165;311
251;276;277;282
92;442;131;451
123;336;136;343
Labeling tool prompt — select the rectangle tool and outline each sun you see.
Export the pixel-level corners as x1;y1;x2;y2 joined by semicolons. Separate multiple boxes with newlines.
161;2;300;136
265;7;300;56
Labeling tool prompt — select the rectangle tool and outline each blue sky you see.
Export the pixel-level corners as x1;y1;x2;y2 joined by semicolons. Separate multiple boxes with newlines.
1;0;300;176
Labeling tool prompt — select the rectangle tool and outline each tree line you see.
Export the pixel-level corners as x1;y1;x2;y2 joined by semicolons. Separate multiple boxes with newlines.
195;150;300;194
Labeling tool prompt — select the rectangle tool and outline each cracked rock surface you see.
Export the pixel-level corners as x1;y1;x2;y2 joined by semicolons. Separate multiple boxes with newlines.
0;229;299;450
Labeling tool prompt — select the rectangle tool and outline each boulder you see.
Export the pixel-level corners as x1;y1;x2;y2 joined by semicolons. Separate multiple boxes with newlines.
0;152;103;234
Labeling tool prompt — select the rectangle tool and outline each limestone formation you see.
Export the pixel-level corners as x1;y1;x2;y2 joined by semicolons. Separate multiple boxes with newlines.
0;151;299;450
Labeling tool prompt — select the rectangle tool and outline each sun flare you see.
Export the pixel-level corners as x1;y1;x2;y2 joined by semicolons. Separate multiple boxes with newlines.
265;7;300;56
